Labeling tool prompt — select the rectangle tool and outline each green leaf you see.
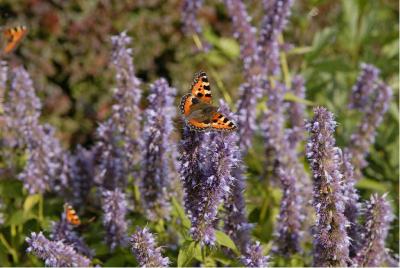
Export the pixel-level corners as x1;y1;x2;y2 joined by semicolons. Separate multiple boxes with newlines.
7;210;35;226
23;194;41;213
177;241;196;267
171;197;191;229
215;230;239;255
284;92;315;106
356;178;388;192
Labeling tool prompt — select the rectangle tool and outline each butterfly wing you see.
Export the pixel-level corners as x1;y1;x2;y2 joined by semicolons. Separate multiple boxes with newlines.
190;71;212;104
64;204;81;225
3;26;27;54
187;118;211;131
210;112;237;131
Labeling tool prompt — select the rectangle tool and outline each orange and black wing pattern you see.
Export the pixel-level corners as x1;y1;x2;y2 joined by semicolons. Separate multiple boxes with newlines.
2;26;27;54
210;112;237;131
64;203;81;226
190;71;212;104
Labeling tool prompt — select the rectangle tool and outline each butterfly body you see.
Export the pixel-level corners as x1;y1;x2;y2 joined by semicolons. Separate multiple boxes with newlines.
180;72;237;132
2;26;27;54
64;203;81;226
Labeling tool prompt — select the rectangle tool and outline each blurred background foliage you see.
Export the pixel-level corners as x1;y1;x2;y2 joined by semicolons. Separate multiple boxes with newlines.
0;0;398;266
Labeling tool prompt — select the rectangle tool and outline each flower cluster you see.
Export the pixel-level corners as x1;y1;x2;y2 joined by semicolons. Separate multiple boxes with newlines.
306;107;350;267
355;194;394;267
258;0;294;75
140;78;176;220
101;188;129;250
240;241;270;267
348;63;380;110
130;227;169;267
26;232;91;267
349;80;392;180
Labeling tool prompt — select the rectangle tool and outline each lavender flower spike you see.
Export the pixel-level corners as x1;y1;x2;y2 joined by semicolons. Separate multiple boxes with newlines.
181;0;203;35
258;0;294;76
179;101;239;245
287;75;306;149
224;0;260;79
140;78;176;220
306;107;350;267
130;227;169;267
26;232;91;267
240;241;270;267
348;63;380;110
102;187;129;250
349;81;392;180
111;31;142;166
355;193;394;267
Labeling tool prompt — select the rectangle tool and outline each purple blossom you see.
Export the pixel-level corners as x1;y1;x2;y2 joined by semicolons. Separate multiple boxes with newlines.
306;107;350;267
240;241;270;267
181;0;203;35
262;81;303;256
258;0;294;76
340;149;361;257
101;187;129;250
179;101;239;245
348;81;392;181
236;79;263;151
111;31;142;167
348;63;380;110
26;232;91;267
94;120;127;190
140;78;176;220
51;215;93;258
68;145;95;207
223;0;260;79
223;166;252;252
355;193;394;267
130;227;169;267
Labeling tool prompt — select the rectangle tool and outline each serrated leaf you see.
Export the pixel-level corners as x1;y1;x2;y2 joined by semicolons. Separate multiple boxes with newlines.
171;197;190;229
177;241;196;267
215;230;239;255
23;194;41;213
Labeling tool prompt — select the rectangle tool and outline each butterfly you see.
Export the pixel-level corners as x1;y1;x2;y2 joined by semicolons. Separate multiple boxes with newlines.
64;203;81;226
179;71;237;132
2;26;27;54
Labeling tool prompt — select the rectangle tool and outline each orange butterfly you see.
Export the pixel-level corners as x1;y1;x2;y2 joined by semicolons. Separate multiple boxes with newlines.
64;203;81;226
2;26;27;54
180;71;237;132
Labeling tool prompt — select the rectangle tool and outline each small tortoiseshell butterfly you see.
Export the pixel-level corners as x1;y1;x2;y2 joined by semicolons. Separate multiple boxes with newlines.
180;71;237;132
2;26;27;54
64;203;81;226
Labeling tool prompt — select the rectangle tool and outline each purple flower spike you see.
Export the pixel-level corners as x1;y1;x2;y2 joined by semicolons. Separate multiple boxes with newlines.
349;63;380;110
111;31;142;166
101;187;129;250
355;193;394;267
340;149;361;257
349;81;392;180
140;78;176;220
179;101;239;245
51;216;93;258
68;146;95;207
94;120;127;190
306;107;350;267
26;232;91;267
258;0;294;76
240;241;270;267
130;227;169;267
223;0;260;79
181;0;203;35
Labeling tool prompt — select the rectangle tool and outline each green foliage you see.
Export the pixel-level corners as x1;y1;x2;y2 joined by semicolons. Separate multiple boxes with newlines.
0;0;397;266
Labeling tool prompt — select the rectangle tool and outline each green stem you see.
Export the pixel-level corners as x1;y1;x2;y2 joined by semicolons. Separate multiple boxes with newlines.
0;233;19;263
278;34;291;88
38;194;43;222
